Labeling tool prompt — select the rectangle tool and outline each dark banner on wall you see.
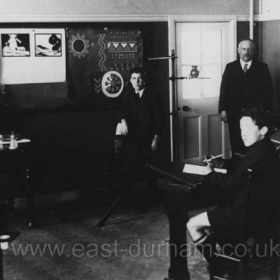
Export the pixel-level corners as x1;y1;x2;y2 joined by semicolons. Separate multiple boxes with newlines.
67;28;143;106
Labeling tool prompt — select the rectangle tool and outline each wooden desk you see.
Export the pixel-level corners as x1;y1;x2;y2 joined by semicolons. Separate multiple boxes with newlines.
146;161;219;280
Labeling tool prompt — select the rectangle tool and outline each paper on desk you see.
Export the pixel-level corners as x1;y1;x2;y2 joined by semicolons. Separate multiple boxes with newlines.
183;164;227;175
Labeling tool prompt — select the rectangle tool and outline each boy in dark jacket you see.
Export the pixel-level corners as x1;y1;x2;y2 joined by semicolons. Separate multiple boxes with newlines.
117;67;161;166
187;108;279;278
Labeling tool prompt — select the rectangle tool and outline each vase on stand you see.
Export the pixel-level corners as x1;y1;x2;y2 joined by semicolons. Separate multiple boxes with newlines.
189;65;199;79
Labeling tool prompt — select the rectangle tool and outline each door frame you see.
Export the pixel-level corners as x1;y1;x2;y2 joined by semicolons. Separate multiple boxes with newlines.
168;15;237;161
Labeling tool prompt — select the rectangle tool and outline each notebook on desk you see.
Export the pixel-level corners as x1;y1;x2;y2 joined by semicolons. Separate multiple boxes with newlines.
183;157;227;175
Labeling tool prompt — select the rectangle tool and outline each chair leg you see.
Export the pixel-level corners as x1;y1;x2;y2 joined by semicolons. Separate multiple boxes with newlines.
7;197;14;219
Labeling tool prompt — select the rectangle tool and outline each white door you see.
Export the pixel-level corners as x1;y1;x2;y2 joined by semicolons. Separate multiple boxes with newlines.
173;21;235;161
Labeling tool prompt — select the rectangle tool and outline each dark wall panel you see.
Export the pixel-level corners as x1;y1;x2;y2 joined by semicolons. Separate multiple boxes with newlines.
6;83;68;110
237;21;260;58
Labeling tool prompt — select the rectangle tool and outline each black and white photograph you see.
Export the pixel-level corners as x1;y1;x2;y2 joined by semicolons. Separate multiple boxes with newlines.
0;1;280;280
35;33;62;57
0;28;65;85
1;33;30;57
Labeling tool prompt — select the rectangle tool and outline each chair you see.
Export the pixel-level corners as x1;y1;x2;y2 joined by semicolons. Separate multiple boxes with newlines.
211;169;279;280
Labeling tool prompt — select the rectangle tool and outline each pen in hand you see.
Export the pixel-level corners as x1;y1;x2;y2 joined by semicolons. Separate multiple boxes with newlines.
203;153;223;163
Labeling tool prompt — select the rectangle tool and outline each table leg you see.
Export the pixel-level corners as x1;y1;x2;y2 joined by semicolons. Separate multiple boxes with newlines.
164;189;190;280
24;167;35;228
0;249;3;280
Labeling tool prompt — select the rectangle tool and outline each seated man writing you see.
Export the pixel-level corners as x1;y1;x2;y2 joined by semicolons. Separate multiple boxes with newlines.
187;107;279;279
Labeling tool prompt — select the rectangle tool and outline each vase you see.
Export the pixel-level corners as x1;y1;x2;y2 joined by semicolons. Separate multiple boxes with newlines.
189;66;199;79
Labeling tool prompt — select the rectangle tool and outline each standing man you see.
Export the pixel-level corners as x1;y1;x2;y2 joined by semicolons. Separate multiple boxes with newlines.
117;67;162;167
219;39;273;156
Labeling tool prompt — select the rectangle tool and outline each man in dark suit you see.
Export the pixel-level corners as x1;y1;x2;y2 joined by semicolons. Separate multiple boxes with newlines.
117;67;162;167
219;39;273;156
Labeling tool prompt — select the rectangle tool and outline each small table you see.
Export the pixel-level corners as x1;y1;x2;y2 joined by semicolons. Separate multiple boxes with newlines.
0;138;34;228
146;160;222;280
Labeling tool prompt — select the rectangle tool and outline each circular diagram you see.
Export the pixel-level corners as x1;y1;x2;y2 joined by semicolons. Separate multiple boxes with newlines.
72;39;86;53
101;71;124;98
68;33;90;59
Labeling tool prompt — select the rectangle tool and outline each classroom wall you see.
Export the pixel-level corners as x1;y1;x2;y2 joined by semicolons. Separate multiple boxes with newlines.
0;0;249;17
0;21;170;194
2;0;280;195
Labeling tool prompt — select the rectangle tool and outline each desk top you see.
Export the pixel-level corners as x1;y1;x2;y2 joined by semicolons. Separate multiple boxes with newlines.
146;157;232;193
146;160;203;193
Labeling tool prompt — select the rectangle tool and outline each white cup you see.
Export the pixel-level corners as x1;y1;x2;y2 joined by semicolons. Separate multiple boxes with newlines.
0;235;10;250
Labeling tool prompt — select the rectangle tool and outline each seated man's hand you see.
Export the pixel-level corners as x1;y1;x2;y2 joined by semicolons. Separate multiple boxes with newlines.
151;135;159;151
212;158;226;168
205;155;225;169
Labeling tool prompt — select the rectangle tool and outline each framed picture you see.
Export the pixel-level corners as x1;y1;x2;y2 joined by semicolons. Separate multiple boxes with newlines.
1;33;30;57
0;28;66;84
35;33;62;57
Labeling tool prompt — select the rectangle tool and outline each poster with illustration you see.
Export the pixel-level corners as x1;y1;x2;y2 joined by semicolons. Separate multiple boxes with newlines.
1;33;30;57
35;33;62;57
0;28;65;84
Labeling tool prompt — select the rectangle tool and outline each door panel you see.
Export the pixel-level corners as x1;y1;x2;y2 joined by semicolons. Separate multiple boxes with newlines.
183;116;200;158
176;22;231;161
208;114;223;155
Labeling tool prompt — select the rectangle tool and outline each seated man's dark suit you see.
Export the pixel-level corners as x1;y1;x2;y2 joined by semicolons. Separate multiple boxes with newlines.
203;137;279;244
219;60;273;155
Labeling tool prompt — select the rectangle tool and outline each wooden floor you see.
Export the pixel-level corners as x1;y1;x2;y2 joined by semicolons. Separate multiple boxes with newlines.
3;180;280;280
2;184;209;280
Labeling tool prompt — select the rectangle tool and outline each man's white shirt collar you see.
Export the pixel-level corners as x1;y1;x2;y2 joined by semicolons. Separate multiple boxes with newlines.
240;59;252;70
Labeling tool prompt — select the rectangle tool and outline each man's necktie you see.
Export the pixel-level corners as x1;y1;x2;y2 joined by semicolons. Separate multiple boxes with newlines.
135;92;141;113
243;63;248;73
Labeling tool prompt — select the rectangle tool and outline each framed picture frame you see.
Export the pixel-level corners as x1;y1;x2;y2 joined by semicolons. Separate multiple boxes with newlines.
1;33;30;57
0;28;66;84
35;33;62;57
